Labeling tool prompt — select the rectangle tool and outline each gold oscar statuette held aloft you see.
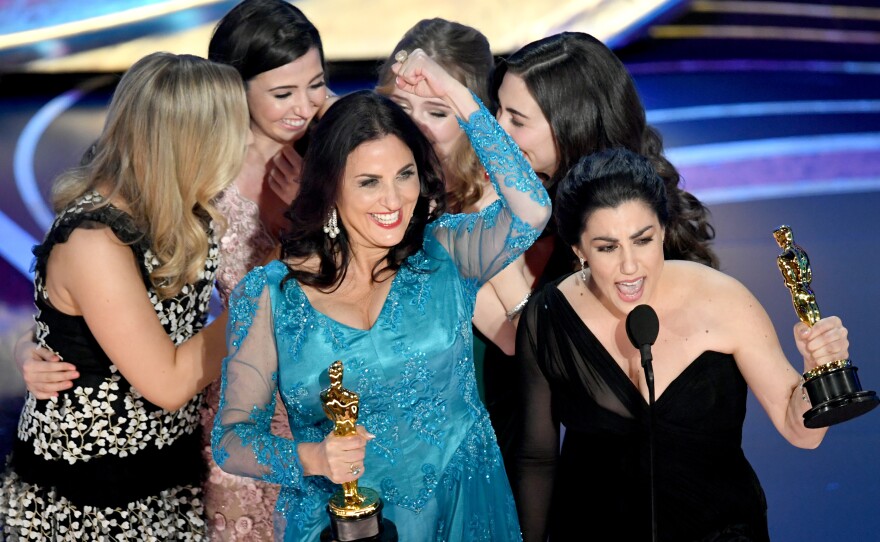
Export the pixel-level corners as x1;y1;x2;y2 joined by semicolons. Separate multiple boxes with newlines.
773;225;878;428
319;361;396;542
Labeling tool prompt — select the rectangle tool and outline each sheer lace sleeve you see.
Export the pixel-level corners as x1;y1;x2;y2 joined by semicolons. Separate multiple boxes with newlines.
513;291;559;542
430;97;551;285
212;267;302;488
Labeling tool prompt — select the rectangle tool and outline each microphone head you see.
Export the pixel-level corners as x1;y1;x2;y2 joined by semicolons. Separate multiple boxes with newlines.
626;304;659;349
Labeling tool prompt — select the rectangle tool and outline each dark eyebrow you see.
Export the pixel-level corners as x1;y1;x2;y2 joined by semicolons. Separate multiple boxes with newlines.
354;162;415;180
592;225;655;243
267;71;325;92
505;106;529;119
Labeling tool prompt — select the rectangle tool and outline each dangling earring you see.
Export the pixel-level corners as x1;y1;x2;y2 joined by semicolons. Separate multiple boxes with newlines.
323;208;340;239
579;257;588;283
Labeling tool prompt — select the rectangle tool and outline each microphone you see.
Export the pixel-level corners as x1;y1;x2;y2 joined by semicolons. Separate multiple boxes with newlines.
626;304;659;370
625;304;660;542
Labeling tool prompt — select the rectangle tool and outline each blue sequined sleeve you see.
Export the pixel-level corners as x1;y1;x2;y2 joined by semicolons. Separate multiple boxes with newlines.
430;96;551;284
212;267;303;488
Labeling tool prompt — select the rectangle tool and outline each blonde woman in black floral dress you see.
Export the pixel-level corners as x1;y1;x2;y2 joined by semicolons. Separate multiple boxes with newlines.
0;52;249;540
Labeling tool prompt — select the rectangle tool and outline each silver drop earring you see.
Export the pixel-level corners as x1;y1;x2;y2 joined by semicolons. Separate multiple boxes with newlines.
579;257;588;283
323;208;340;239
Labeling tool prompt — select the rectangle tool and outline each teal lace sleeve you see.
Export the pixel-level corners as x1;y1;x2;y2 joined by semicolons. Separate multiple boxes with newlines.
430;95;551;285
211;267;303;488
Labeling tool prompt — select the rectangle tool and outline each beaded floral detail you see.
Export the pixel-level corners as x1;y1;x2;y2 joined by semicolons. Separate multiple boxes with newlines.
213;270;302;491
458;96;550;208
0;472;205;541
380;462;439;512
214;184;275;304
390;340;447;448
382;256;434;332
201;377;287;542
17;366;202;463
3;191;217;540
21;192;215;462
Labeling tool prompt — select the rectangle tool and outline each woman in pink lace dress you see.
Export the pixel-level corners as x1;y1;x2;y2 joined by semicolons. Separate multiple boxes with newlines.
15;1;330;539
202;0;329;539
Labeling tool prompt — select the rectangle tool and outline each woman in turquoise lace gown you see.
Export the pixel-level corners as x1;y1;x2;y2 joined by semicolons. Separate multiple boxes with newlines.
212;50;550;541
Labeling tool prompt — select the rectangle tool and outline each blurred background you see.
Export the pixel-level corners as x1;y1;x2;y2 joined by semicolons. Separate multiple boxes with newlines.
1;1;878;540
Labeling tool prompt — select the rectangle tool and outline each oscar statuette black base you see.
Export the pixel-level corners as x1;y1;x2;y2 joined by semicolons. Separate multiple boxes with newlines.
319;500;398;542
803;366;880;428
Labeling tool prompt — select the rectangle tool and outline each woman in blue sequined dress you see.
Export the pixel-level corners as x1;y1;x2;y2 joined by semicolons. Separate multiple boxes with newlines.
211;50;550;541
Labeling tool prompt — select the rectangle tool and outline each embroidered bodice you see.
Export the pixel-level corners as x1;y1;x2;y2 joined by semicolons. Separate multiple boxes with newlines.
212;98;549;541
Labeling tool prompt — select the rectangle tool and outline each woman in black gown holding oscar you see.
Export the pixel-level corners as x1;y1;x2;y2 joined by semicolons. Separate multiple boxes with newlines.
513;148;850;541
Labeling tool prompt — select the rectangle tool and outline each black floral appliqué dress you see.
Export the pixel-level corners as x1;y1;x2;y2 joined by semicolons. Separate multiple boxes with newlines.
0;191;218;540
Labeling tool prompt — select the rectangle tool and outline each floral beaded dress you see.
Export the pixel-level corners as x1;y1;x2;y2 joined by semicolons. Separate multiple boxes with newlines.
202;183;292;541
0;192;215;540
212;102;549;541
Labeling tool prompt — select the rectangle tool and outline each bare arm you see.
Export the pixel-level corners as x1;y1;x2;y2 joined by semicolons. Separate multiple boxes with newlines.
48;226;226;411
473;283;517;356
726;278;840;448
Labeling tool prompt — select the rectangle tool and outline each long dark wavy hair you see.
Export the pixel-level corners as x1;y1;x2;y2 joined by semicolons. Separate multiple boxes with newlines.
280;91;447;290
495;32;717;268
556;148;669;248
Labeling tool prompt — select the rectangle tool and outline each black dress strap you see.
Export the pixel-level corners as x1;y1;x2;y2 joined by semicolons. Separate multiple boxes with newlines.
31;192;152;290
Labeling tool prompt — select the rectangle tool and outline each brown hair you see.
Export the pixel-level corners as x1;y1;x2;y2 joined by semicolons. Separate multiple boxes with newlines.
376;18;494;213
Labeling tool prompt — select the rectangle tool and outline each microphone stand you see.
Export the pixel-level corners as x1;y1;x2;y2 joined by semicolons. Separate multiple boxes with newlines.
640;344;658;542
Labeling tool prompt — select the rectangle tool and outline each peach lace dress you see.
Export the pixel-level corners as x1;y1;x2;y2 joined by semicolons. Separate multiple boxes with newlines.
202;184;291;541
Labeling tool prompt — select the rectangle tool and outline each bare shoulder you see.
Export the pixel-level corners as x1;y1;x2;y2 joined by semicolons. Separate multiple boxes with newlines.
556;270;582;297
667;260;750;298
47;225;144;313
54;224;134;263
665;261;762;323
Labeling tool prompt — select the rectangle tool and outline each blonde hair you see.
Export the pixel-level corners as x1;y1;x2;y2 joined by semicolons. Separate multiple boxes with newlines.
376;18;494;213
53;52;249;299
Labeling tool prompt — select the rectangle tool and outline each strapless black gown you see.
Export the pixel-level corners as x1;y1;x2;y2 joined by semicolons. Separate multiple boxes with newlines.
514;278;770;542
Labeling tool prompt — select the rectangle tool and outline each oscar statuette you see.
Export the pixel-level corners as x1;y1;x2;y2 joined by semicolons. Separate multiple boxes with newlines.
773;225;879;428
319;361;397;542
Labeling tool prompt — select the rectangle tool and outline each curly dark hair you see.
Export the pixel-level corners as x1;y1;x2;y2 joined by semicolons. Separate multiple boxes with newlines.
555;148;668;248
280;91;447;290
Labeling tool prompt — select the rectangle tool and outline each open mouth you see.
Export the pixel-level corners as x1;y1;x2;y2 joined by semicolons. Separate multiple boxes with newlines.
370;210;402;228
616;277;644;301
280;118;307;130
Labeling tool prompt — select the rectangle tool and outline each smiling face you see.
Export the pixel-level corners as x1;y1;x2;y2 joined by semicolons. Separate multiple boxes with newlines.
246;47;326;145
496;73;558;179
336;135;422;254
388;89;463;162
575;199;665;316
